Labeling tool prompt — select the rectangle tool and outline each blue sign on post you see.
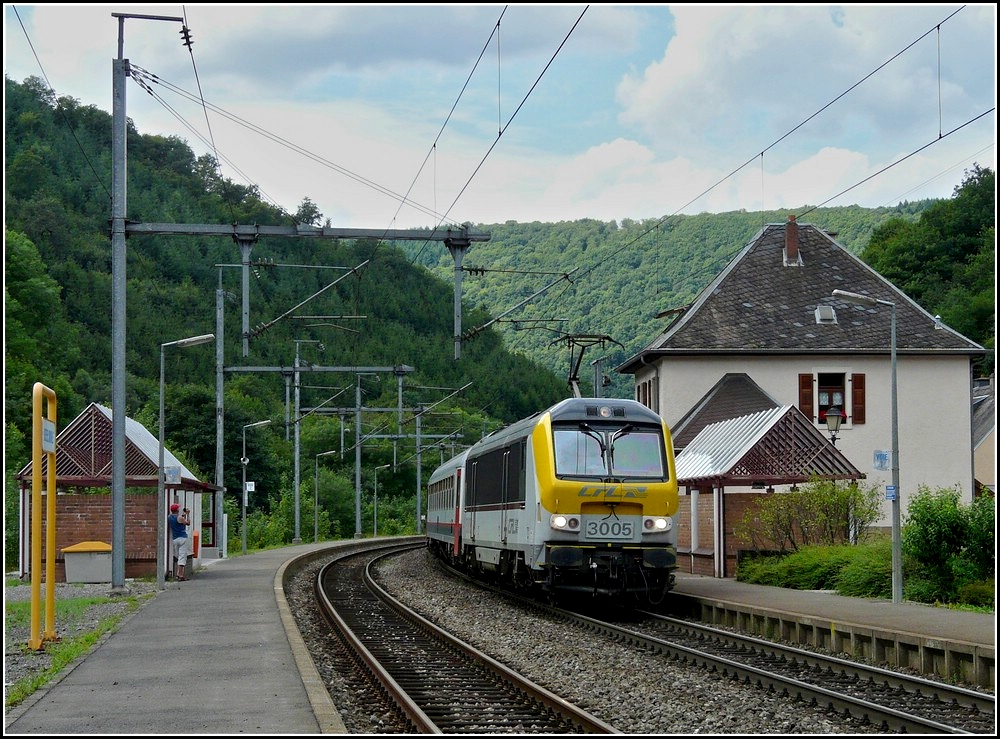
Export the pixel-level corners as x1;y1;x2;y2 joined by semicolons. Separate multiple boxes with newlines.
885;485;897;501
42;419;56;453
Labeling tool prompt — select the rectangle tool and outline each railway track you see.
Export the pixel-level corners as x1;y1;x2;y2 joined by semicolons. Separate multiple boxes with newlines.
623;609;996;734
314;542;618;734
425;552;995;734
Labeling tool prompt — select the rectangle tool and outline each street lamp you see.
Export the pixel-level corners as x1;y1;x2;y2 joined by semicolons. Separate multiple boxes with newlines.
158;333;215;591
832;289;901;603
374;464;390;537
340;423;350;460
824;406;843;445
315;450;338;543
242;419;272;555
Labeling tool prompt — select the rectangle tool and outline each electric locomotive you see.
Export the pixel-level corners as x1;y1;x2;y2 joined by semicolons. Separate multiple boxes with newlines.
426;397;679;604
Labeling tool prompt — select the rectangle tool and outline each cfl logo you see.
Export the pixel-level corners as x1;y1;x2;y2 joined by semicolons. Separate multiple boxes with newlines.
577;485;648;498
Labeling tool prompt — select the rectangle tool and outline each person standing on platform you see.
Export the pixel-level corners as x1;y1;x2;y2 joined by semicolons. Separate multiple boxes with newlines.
168;503;191;581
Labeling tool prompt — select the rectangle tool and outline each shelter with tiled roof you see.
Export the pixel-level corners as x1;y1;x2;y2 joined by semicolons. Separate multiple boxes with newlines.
670;374;864;576
14;402;219;581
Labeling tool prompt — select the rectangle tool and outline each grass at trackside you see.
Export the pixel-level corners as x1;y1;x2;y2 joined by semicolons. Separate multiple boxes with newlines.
4;587;155;709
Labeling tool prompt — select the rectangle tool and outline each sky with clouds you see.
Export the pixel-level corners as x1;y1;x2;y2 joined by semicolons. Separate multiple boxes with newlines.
4;4;996;230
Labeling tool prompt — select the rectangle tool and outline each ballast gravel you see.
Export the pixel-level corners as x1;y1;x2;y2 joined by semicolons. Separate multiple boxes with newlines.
355;548;881;734
7;552;882;734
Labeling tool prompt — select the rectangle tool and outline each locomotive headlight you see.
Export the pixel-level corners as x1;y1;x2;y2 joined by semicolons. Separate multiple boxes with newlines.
550;514;580;531
643;516;671;532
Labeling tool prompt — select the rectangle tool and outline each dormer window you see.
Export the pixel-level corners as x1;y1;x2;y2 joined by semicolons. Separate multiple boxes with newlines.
815;305;837;324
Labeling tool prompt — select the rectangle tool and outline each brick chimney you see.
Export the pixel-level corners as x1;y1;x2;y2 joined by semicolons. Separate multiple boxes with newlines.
785;214;799;264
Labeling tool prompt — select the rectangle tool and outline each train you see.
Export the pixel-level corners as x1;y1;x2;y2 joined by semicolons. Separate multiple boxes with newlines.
425;397;680;605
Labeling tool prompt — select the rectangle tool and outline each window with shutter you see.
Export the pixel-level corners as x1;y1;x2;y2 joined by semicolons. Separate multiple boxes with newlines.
798;374;814;420
799;372;866;427
851;373;866;424
818;373;846;423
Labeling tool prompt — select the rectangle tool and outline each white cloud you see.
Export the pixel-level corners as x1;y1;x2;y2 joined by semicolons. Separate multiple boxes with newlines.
5;4;995;227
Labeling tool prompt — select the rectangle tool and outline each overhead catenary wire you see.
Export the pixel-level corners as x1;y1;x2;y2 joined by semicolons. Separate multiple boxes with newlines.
8;6;991;412
177;8;237;222
489;5;991;365
8;6;111;205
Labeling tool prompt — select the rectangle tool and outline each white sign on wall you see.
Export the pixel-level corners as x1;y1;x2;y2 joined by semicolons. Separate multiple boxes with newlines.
873;450;891;471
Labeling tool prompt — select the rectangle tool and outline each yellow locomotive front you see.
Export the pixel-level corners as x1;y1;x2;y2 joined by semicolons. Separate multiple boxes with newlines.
531;399;679;603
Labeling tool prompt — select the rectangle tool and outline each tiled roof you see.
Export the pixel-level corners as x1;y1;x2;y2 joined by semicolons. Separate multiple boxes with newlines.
671;372;780;449
618;220;985;371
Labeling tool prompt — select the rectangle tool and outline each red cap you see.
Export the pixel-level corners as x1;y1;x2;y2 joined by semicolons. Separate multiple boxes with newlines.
170;503;180;512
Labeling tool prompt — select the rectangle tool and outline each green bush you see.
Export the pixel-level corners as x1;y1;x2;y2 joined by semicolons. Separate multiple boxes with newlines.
735;553;787;586
956;580;995;608
727;487;995;610
903;573;949;604
834;540;892;598
902;486;995;604
734;478;883;552
737;545;856;590
962;494;995;578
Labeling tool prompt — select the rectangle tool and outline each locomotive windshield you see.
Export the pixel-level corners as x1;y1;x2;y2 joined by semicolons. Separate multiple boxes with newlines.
553;423;665;478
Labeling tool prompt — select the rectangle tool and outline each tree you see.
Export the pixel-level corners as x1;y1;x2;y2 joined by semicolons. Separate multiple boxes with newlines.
734;478;883;552
862;164;995;374
294;197;323;226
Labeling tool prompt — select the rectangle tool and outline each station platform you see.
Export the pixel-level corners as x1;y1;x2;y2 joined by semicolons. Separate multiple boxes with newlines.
4;541;347;735
671;571;995;690
5;543;995;735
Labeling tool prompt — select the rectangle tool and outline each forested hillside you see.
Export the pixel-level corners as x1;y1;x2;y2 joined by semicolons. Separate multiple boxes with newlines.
4;75;570;549
4;75;994;554
403;202;953;396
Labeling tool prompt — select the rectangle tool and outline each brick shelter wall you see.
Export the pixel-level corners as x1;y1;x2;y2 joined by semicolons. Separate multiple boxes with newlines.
674;489;772;578
675;488;720;576
675;498;691;550
27;493;157;581
723;492;763;576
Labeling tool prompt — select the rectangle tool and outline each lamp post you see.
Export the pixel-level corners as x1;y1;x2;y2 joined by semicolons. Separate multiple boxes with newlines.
242;420;272;555
832;289;901;603
824;406;843;445
374;464;391;537
315;450;338;543
158;333;215;591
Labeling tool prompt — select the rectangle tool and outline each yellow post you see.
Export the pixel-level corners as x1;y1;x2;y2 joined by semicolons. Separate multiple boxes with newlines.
29;382;58;650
